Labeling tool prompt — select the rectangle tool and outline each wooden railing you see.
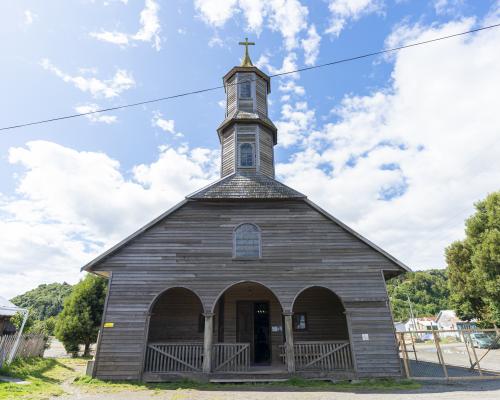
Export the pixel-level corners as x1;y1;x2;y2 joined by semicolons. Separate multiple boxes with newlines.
144;342;203;373
213;343;250;372
281;341;353;371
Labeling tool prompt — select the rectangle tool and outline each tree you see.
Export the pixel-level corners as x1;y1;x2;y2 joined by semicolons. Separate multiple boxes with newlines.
11;283;73;321
387;269;450;321
446;191;500;326
55;274;107;357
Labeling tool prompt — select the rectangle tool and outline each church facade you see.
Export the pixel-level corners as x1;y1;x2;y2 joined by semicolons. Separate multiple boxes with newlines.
84;44;409;382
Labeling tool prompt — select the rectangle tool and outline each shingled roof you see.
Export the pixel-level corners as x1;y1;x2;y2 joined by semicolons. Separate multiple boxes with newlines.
187;172;306;200
217;110;277;144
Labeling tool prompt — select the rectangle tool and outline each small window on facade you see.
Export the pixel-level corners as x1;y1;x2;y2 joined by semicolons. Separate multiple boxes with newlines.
234;223;261;258
239;143;254;167
293;313;307;331
240;79;252;98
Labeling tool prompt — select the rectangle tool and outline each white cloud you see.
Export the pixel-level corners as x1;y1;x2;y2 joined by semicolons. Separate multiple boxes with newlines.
74;104;117;124
275;101;315;147
326;0;384;36
152;112;183;137
90;0;162;51
1;140;219;298
40;59;135;98
24;10;38;25
301;24;321;66
278;16;500;270
434;0;465;16
194;0;308;50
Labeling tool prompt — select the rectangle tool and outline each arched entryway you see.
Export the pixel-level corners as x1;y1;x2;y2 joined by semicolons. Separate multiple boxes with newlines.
144;287;205;374
212;281;285;369
290;286;353;372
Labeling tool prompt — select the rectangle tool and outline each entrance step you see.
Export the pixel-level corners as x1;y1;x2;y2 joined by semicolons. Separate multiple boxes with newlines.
210;378;289;383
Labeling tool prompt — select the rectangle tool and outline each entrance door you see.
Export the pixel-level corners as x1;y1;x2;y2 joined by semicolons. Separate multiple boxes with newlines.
237;301;271;364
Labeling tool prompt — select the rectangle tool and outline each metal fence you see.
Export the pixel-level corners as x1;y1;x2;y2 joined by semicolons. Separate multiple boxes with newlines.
0;334;47;367
398;329;500;380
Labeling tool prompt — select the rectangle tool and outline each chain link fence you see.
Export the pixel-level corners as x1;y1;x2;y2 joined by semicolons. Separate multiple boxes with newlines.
398;329;500;380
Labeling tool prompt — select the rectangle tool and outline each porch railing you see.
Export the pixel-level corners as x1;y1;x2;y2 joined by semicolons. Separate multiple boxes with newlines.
281;340;353;371
213;343;250;372
144;342;203;373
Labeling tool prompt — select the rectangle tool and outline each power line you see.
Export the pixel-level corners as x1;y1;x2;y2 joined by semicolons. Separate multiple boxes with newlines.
1;22;499;133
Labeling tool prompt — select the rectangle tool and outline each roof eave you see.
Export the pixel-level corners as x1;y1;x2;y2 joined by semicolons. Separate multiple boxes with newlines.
82;199;190;273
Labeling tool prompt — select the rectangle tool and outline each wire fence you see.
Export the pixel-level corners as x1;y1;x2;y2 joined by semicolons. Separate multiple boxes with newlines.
398;329;500;380
0;334;47;367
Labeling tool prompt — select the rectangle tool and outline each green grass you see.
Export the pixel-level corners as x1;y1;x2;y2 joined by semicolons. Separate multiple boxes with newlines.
0;357;86;400
1;357;421;399
74;375;421;393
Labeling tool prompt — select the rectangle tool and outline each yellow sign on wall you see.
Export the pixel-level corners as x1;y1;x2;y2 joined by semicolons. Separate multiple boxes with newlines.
103;322;114;328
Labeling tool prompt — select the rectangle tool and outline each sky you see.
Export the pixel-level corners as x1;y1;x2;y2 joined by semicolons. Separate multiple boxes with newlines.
0;0;499;298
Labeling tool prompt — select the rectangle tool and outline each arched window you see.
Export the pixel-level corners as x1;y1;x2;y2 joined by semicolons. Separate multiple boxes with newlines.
239;143;254;167
234;223;261;258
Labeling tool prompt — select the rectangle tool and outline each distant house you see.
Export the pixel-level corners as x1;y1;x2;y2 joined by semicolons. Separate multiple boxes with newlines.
394;321;406;332
404;317;438;331
0;296;19;335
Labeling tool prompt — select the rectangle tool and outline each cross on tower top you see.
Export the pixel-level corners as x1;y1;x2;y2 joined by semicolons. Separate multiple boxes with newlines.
238;37;255;67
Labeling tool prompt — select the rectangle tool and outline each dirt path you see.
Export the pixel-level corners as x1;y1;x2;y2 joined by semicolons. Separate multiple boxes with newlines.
52;380;500;400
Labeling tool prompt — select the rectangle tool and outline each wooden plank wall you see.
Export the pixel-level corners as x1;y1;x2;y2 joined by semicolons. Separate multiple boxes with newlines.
259;127;274;177
226;75;237;116
256;77;267;116
93;200;402;380
221;127;235;177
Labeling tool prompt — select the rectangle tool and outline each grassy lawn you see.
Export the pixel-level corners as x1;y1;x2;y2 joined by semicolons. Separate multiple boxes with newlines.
0;358;85;400
0;357;420;399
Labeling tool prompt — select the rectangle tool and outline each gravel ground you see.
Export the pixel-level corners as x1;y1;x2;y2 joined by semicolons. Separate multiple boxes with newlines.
52;380;500;400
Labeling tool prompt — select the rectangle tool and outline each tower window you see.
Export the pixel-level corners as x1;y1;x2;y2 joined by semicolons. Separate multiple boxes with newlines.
239;79;252;98
234;223;261;258
239;143;254;167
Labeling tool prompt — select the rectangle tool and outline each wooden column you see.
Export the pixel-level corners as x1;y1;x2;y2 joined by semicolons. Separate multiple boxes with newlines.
202;312;214;374
283;312;295;373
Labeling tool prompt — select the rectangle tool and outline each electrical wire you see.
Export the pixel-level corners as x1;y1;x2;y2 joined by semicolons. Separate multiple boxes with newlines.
1;22;499;133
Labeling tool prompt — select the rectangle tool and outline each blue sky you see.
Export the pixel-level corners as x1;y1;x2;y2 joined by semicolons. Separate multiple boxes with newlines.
1;0;499;297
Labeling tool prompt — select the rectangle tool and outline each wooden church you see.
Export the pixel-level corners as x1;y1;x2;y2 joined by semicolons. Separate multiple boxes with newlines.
84;40;410;382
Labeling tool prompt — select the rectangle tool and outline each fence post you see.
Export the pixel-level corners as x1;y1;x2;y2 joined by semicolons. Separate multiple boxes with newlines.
399;332;410;378
433;330;448;379
466;332;483;376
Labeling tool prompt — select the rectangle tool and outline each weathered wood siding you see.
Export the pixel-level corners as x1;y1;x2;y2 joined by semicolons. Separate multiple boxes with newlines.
259;126;274;178
256;76;268;116
92;200;402;380
226;75;237;116
220;127;235;177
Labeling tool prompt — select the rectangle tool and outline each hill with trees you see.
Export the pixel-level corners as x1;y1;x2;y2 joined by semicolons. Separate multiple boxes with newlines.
386;269;450;321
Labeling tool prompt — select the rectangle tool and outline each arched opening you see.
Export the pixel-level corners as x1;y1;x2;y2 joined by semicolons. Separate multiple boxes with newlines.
292;286;349;341
144;287;206;374
291;286;353;371
148;287;204;342
213;281;284;368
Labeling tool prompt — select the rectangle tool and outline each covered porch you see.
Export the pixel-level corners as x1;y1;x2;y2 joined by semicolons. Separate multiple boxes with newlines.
142;283;355;381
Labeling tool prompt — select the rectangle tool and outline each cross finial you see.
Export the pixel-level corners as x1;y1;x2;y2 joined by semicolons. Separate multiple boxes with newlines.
238;37;255;67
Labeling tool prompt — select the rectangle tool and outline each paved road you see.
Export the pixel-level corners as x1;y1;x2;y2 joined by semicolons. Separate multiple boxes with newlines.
408;342;500;376
51;380;500;400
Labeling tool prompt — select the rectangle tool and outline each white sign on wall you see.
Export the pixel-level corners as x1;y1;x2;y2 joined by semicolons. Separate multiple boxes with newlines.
362;333;370;341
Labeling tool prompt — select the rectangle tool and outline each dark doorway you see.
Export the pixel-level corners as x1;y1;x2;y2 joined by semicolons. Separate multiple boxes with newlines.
237;301;271;364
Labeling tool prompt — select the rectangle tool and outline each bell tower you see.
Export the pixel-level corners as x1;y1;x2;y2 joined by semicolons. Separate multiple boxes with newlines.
217;39;278;178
